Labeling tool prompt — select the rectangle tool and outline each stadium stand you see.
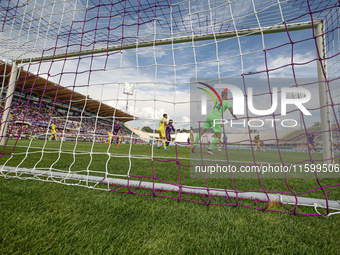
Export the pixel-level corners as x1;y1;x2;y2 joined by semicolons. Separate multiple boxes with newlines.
0;62;140;142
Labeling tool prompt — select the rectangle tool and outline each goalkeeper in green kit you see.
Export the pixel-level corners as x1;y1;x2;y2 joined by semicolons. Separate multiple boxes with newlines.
192;87;237;155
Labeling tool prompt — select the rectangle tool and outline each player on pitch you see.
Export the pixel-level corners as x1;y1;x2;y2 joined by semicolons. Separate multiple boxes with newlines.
158;113;169;150
307;132;318;154
49;123;57;140
111;120;121;146
192;88;237;155
254;134;265;152
165;119;175;147
107;131;112;144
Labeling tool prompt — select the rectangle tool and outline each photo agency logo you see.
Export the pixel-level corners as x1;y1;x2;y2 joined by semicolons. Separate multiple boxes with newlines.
197;81;312;128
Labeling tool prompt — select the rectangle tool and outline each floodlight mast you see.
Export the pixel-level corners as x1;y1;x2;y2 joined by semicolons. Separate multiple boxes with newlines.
123;82;134;111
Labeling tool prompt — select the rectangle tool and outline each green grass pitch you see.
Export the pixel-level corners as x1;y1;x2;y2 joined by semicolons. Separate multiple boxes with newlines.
1;139;340;254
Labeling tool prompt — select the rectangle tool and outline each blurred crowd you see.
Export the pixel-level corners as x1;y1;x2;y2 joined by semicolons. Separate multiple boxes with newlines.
1;95;147;144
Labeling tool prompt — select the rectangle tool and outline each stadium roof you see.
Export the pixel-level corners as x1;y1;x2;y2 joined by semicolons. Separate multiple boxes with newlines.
0;62;136;122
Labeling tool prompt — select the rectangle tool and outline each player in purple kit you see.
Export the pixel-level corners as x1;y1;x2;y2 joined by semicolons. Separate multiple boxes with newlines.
165;119;175;147
111;120;121;146
308;132;318;154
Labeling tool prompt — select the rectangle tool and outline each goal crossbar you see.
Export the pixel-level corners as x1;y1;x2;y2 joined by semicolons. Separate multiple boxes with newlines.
19;21;320;64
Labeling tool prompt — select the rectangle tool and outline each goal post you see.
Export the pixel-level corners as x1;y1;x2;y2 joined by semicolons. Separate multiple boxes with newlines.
0;61;18;146
315;21;334;164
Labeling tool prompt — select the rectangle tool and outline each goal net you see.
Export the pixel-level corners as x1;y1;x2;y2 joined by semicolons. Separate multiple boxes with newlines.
0;0;340;216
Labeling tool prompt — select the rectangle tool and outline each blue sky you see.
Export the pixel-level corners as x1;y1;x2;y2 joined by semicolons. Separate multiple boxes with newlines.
25;28;324;132
1;0;339;131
